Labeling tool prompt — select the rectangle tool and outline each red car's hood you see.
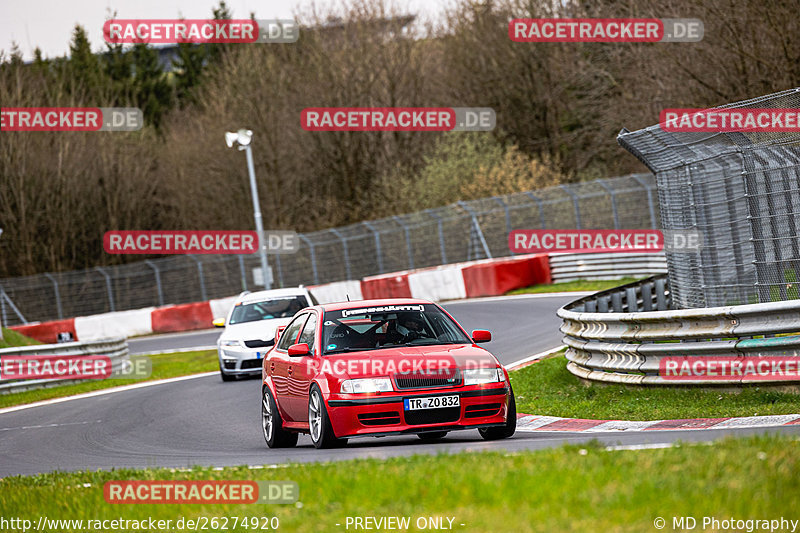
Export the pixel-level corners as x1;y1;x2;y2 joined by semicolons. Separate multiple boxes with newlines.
320;344;498;379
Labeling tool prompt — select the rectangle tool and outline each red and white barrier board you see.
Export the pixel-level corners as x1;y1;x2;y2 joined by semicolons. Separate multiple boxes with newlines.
10;254;552;343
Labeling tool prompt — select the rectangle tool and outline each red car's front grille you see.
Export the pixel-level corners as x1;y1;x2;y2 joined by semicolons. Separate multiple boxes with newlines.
358;411;401;426
393;370;461;390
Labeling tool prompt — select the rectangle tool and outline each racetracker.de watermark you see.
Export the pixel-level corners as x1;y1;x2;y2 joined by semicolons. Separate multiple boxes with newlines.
509;229;702;254
103;230;300;255
661;108;800;132
509;18;703;42
301;107;496;132
1;107;142;131
660;357;800;381
104;480;298;504
0;355;151;380
103;19;298;44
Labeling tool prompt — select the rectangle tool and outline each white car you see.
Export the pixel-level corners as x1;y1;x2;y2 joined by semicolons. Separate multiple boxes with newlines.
214;287;318;381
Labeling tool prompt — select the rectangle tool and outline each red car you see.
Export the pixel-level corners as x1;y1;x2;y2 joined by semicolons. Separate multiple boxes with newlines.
260;298;516;449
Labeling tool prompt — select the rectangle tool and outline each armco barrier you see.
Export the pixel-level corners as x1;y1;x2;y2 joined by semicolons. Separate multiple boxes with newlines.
557;275;800;385
549;252;667;283
0;337;129;394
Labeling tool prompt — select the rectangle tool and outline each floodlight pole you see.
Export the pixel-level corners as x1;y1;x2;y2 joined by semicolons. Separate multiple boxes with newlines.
243;143;272;289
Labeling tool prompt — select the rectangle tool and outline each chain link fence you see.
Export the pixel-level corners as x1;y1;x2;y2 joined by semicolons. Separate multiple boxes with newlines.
619;87;800;309
0;173;658;326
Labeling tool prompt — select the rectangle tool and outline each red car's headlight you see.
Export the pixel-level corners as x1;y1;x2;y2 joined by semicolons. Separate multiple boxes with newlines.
340;378;393;393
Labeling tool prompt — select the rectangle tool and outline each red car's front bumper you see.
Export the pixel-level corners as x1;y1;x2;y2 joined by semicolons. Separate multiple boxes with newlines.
325;384;511;438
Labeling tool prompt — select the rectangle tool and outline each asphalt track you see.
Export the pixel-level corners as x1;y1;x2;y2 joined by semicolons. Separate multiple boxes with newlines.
2;293;799;477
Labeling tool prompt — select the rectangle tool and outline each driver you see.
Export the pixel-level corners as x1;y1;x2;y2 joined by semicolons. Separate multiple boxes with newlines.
396;313;426;342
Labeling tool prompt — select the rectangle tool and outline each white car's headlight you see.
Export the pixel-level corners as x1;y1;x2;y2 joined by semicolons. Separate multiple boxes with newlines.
463;367;505;386
220;339;242;347
340;378;393;394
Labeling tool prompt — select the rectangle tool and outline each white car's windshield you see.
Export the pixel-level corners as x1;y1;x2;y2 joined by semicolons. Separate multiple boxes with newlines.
321;304;471;354
229;296;307;324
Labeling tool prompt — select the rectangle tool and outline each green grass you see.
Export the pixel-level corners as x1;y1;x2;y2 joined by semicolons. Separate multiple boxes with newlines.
0;327;41;349
506;277;641;295
0;350;218;409
1;434;797;532
511;354;800;420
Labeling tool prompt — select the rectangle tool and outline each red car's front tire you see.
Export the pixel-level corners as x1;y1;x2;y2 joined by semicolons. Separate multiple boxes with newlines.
309;386;347;449
479;388;517;440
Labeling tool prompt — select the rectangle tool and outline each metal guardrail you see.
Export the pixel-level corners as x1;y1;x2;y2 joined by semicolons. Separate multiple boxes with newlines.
549;252;667;283
557;276;800;385
0;337;129;394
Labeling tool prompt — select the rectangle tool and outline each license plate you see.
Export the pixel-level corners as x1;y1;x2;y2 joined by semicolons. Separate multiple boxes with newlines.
404;395;459;410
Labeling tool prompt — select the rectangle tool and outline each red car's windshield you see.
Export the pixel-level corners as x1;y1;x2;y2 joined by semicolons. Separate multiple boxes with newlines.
321;304;471;354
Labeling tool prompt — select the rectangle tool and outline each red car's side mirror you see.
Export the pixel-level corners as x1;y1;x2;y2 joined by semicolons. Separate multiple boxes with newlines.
471;330;492;343
275;325;286;345
288;343;311;356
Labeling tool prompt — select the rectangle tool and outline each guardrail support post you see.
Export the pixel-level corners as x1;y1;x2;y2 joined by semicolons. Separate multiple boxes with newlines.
95;267;115;312
144;260;164;307
43;273;64;319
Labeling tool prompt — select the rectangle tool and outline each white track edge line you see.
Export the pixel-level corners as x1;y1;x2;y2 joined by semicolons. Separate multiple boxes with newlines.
0;372;218;415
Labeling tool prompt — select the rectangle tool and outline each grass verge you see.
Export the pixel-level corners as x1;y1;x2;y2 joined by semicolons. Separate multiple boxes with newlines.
506;277;641;295
0;327;41;349
511;353;800;420
0;350;218;409
1;434;797;532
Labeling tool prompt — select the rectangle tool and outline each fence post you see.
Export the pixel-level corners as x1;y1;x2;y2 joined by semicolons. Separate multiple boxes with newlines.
145;260;164;307
631;174;657;228
95;267;115;312
299;235;320;285
43;273;64;319
329;228;351;280
187;255;207;302
560;184;582;229
362;221;384;274
392;216;415;270
274;254;284;288
237;255;248;292
457;201;492;260
0;287;28;325
424;209;448;265
492;196;514;256
524;191;547;229
596;179;620;229
0;287;6;327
